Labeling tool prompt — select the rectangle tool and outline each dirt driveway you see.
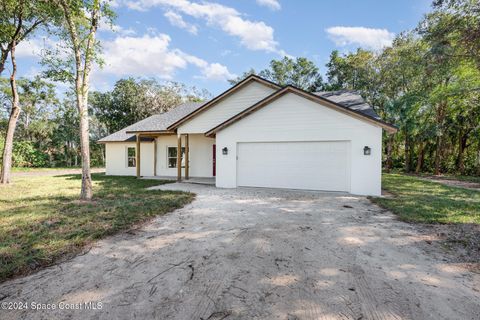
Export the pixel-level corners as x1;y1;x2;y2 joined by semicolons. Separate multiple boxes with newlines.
1;184;479;320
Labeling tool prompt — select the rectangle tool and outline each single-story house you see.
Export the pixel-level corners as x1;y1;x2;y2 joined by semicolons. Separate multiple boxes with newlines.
98;75;397;196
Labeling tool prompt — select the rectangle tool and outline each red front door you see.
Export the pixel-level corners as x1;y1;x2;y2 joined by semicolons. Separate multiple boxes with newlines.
212;144;216;177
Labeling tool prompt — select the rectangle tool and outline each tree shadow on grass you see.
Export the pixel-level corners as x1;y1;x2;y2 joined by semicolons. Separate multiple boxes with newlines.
0;173;194;282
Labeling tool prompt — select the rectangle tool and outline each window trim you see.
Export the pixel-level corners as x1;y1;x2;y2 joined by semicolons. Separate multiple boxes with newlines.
167;146;186;168
127;146;136;168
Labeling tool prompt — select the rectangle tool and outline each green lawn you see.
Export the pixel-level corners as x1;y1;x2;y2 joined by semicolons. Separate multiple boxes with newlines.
0;173;194;281
373;174;480;224
413;172;480;184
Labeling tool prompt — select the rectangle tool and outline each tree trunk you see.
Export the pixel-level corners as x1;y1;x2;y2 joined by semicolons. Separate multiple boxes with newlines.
415;142;425;174
385;135;394;172
456;133;468;175
404;132;411;173
477;148;480;176
101;144;105;166
0;49;9;76
78;98;92;200
434;135;442;175
0;44;20;184
60;0;99;200
434;102;447;175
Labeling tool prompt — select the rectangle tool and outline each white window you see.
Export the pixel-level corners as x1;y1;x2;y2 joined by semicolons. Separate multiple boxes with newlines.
127;147;136;167
167;147;185;168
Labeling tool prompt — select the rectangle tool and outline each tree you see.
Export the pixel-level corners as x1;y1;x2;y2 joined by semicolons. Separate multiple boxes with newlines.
324;49;376;92
17;76;57;139
0;45;20;183
321;11;480;176
230;57;324;92
0;76;58;152
260;57;324;91
0;0;54;75
228;68;256;86
44;0;114;200
51;97;80;167
427;0;480;70
0;0;57;183
90;78;211;134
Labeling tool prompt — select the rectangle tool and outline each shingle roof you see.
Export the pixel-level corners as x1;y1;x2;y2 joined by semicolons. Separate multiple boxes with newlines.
98;101;205;143
99;87;390;143
314;90;380;119
205;86;397;137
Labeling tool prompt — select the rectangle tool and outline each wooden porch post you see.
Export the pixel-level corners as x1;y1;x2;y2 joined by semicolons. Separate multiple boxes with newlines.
153;137;157;176
136;134;141;178
177;134;182;181
185;134;189;180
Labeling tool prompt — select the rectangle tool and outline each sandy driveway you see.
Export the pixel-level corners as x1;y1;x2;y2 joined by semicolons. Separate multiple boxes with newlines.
1;184;479;320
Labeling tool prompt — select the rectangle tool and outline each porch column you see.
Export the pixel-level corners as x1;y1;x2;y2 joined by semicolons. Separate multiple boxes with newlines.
153;137;157;176
185;134;189;180
136;134;141;178
177;134;182;181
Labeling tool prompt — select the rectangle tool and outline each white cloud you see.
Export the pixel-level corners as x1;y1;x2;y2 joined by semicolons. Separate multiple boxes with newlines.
122;0;283;53
100;33;234;81
164;11;198;35
16;38;47;58
15;37;69;60
98;19;136;36
325;26;395;50
256;0;281;11
199;63;235;80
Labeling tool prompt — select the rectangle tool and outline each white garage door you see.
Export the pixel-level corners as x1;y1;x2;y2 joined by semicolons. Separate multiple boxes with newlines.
237;141;350;192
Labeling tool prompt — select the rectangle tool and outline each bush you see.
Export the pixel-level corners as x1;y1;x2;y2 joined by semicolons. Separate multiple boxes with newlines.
0;137;48;168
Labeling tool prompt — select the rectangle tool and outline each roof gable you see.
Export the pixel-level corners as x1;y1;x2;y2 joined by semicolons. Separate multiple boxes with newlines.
205;86;397;137
166;75;281;130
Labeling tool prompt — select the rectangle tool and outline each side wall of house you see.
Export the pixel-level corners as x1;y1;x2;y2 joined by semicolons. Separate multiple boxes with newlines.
177;81;276;134
105;142;154;176
215;92;383;196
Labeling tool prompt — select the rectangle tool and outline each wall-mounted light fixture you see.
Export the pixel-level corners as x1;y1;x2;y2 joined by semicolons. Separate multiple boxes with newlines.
222;147;228;155
363;146;371;156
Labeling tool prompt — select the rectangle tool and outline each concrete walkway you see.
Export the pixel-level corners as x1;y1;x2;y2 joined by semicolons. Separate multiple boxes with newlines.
1;184;479;319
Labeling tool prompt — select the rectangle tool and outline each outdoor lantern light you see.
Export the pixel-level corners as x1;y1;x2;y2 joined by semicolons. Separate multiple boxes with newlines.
364;146;371;155
222;147;228;155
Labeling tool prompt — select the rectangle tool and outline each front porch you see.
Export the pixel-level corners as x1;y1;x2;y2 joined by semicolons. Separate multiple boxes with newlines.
133;132;216;182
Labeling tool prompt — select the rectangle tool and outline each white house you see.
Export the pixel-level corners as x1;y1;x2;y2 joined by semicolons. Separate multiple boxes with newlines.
98;75;397;196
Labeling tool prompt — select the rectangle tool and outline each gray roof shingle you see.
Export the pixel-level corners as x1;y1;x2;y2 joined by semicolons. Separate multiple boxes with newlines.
315;90;380;120
98;101;204;142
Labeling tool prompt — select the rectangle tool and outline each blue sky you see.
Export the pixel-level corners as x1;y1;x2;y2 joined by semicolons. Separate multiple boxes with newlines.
16;0;432;96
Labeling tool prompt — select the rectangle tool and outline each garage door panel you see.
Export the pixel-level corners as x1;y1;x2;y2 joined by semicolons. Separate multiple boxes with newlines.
237;141;349;191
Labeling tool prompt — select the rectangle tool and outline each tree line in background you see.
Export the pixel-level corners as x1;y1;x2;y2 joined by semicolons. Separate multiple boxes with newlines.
0;77;211;167
231;0;480;176
0;0;479;200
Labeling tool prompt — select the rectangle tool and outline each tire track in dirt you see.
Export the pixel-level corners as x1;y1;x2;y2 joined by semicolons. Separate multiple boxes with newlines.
349;264;414;320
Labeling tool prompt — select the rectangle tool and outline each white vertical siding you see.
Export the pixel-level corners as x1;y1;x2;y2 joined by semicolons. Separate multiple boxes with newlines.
105;135;215;178
215;92;383;196
155;134;215;178
177;81;276;134
105;142;154;176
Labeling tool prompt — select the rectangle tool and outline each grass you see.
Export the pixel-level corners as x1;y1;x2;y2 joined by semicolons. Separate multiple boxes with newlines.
411;172;480;184
372;174;480;224
0;173;194;282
